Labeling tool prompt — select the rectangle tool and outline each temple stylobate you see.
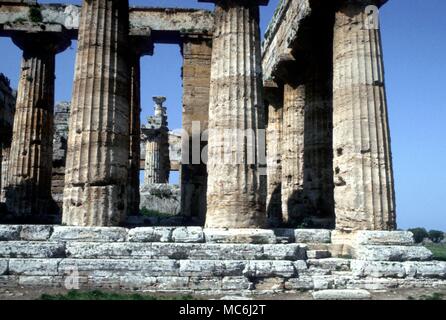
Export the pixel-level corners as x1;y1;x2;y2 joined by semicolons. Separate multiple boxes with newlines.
0;0;395;234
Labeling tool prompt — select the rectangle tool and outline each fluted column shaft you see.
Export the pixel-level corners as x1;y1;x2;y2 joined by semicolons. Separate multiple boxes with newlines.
265;87;283;224
206;1;266;228
0;147;11;202
127;51;141;215
281;83;305;224
332;0;395;231
63;0;131;226
143;134;168;185
6;38;62;217
0;146;2;202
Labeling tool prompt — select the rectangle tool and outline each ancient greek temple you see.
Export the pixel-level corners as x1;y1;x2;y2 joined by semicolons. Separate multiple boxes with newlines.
0;0;395;234
2;1;446;299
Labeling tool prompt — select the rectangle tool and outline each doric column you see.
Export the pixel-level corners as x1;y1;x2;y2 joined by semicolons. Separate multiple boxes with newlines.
142;97;170;185
143;136;163;184
5;32;69;218
63;0;131;226
202;0;269;228
51;102;70;214
0;147;2;203
281;81;305;224
0;74;15;204
180;34;212;223
264;84;283;225
0;146;11;203
332;0;395;231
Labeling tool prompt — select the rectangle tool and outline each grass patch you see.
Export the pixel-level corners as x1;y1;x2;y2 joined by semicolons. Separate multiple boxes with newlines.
408;293;445;300
419;293;444;301
425;244;446;261
40;290;196;301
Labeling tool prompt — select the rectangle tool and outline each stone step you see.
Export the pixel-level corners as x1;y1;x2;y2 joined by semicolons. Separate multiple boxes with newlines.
294;229;331;244
0;225;337;244
353;245;433;261
307;250;331;259
354;231;415;246
351;260;446;279
2;258;308;278
312;289;371;300
307;258;351;272
0;242;308;261
0;242;66;258
65;242;307;261
1;274;254;292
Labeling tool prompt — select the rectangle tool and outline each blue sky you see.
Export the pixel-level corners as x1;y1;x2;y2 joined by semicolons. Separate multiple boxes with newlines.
0;0;445;230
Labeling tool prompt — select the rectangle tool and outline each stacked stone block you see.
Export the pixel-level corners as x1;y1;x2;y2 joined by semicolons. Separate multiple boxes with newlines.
0;226;445;295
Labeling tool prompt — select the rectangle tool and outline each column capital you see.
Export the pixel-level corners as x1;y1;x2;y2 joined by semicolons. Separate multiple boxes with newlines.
198;0;269;6
263;81;283;106
130;35;154;57
271;53;304;86
11;26;71;54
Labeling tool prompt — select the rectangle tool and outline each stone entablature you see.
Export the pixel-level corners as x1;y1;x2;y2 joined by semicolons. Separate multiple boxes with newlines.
262;0;311;83
0;2;214;41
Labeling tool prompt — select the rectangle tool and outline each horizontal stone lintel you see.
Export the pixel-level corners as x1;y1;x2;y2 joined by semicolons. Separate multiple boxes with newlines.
0;3;214;42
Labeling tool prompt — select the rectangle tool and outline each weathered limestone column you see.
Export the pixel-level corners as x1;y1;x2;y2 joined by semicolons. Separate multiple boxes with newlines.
142;97;170;185
180;35;212;223
264;84;283;224
63;0;131;226
6;33;69;218
0;145;11;202
202;0;269;228
143;136;165;184
0;146;11;202
281;81;305;224
0;147;2;203
0;74;15;204
332;0;396;231
51;102;70;213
